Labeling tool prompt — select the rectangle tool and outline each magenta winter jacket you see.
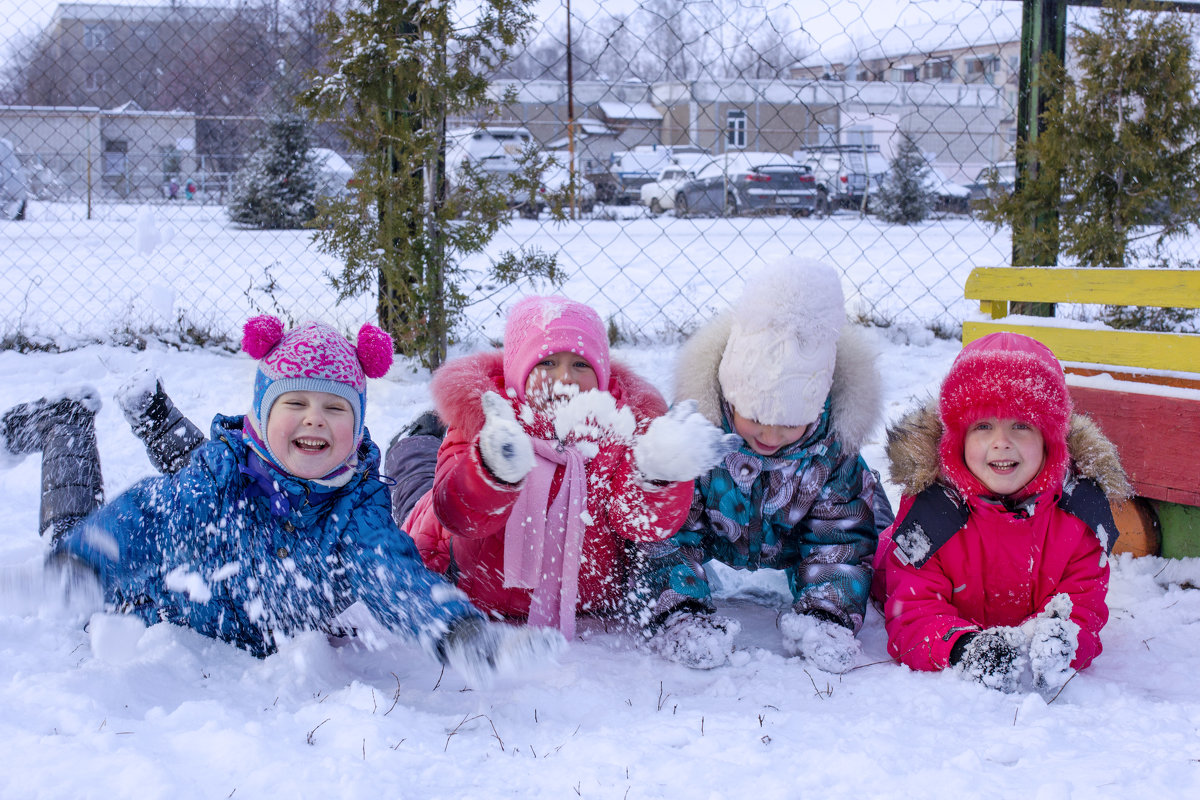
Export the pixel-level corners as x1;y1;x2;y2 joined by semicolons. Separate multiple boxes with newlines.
402;351;693;621
878;489;1110;672
873;403;1130;674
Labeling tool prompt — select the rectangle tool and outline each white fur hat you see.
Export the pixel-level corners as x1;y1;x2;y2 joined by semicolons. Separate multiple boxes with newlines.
717;259;845;427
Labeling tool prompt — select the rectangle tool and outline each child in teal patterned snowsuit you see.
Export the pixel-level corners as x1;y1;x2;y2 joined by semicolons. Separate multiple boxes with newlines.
641;259;891;672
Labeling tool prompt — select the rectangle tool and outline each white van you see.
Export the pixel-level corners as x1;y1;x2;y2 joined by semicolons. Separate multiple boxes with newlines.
446;126;534;178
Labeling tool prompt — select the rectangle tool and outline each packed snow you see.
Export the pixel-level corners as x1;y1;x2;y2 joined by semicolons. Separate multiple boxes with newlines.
3;208;1200;798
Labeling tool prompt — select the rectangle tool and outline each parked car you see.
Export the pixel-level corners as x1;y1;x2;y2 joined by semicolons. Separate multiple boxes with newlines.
1;137;28;220
800;146;891;213
518;164;597;218
924;164;971;214
673;152;817;217
640;160;710;215
446;126;534;179
312;147;355;199
608;146;710;205
16;152;65;201
965;161;1017;209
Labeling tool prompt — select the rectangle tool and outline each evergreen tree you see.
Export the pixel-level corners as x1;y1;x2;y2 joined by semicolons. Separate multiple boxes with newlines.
227;114;320;230
984;2;1200;269
875;133;932;225
300;0;560;368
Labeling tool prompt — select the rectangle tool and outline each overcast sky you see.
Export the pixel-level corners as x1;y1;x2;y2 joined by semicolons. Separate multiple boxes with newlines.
0;1;1023;74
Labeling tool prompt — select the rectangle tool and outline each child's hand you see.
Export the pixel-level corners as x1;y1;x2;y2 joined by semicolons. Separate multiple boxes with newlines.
634;400;742;483
438;616;567;687
478;391;535;483
953;626;1028;693
1028;593;1079;696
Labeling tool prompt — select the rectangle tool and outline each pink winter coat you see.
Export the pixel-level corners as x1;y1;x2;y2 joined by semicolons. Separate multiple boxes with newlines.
403;351;693;620
874;404;1130;673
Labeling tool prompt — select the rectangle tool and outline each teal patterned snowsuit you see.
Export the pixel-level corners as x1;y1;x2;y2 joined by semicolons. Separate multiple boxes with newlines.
640;397;880;631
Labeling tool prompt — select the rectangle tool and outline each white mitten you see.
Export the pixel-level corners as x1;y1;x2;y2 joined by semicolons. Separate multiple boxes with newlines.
478;391;535;483
634;400;742;483
1028;593;1079;696
438;617;567;687
779;611;861;674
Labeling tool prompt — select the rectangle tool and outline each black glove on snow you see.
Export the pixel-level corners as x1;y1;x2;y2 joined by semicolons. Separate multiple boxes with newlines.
951;627;1028;693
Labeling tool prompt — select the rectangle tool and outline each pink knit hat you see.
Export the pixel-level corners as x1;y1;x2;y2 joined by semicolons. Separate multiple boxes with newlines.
242;315;394;449
938;331;1071;500
502;296;611;402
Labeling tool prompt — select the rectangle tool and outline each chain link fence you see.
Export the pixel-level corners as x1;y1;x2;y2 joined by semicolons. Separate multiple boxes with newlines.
0;1;1195;351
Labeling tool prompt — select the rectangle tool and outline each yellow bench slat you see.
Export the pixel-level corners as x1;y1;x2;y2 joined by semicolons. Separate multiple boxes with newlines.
964;267;1200;309
963;321;1200;373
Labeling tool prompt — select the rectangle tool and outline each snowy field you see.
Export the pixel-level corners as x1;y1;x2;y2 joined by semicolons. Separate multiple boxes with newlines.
2;208;1200;798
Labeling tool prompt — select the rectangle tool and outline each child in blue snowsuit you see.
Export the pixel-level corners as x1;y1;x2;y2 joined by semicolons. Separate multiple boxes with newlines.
1;316;561;680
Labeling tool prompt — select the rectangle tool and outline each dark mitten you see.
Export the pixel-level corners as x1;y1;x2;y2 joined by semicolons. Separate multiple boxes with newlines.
116;371;205;474
437;616;565;687
952;627;1028;693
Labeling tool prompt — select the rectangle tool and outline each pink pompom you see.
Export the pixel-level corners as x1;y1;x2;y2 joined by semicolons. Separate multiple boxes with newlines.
242;315;285;359
355;323;394;379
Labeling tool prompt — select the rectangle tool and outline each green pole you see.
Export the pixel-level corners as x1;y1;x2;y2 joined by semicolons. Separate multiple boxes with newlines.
1014;0;1067;315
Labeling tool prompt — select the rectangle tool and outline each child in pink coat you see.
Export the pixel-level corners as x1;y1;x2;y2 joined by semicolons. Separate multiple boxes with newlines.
874;331;1130;694
390;295;737;640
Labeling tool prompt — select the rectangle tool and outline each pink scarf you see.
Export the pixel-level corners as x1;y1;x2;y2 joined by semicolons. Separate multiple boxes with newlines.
503;438;590;640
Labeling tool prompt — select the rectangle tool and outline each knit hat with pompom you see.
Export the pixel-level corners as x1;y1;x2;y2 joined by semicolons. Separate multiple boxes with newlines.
938;331;1071;500
502;296;611;402
718;259;845;427
242;315;394;451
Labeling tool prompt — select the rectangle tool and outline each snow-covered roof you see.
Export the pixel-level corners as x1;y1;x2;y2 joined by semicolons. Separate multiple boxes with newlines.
797;7;1022;68
597;101;662;122
50;3;234;25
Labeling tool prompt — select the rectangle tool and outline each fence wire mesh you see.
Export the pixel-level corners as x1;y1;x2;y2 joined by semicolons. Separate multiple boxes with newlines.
0;1;1194;350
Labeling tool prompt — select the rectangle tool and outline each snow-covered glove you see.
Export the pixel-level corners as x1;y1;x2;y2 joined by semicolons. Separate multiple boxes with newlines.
478;391;535;484
648;609;741;670
634;400;742;483
779;610;861;674
1027;593;1080;697
952;627;1029;693
437;616;566;688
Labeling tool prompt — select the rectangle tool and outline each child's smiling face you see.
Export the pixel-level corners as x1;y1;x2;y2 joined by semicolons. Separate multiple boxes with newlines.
729;408;812;456
266;390;356;479
963;416;1046;497
525;351;599;409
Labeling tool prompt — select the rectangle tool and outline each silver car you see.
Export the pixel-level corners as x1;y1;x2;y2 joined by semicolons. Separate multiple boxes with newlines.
1;137;28;220
673;152;817;217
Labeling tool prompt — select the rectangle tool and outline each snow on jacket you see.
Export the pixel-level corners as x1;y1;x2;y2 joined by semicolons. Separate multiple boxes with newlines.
874;402;1130;672
55;415;481;658
402;351;693;620
672;314;884;629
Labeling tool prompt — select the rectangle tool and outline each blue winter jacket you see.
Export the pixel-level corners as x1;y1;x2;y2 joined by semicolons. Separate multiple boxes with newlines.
54;415;482;658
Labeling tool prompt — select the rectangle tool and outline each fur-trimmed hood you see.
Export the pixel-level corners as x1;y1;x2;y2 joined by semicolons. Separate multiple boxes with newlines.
886;400;1132;503
431;349;669;439
672;312;883;453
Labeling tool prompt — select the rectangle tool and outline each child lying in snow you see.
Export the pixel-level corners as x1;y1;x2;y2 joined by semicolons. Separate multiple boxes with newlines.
386;295;739;641
1;316;561;683
873;331;1130;694
633;259;893;672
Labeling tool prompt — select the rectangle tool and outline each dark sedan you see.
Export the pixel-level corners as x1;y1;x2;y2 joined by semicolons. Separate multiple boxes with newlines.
674;152;817;217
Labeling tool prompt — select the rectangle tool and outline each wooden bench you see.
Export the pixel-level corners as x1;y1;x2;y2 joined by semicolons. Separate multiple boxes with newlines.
963;266;1200;557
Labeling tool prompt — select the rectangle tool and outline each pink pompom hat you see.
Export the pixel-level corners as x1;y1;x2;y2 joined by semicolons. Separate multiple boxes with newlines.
502;295;611;402
242;315;394;449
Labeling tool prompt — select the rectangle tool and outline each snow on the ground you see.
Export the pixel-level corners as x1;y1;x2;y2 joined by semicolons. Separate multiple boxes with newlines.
2;331;1200;799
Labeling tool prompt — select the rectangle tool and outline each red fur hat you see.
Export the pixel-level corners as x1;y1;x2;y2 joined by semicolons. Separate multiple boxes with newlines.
938;331;1072;499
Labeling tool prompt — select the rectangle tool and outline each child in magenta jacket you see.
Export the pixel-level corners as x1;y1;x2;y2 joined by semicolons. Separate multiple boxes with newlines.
874;331;1130;694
